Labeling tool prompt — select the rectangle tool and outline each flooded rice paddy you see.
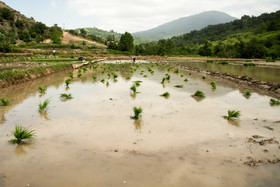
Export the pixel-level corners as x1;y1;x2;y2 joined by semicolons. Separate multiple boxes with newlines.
0;60;279;187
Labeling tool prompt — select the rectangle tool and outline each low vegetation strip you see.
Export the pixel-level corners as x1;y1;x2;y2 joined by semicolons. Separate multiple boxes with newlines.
0;63;72;89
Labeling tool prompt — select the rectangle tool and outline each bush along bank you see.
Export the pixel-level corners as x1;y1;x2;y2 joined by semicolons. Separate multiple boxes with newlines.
0;63;73;89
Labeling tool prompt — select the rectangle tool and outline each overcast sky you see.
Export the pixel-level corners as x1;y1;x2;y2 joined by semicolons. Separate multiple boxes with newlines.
2;0;280;33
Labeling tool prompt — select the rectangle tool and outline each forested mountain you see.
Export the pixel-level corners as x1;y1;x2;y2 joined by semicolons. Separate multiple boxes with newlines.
133;11;236;41
135;10;280;59
0;1;63;52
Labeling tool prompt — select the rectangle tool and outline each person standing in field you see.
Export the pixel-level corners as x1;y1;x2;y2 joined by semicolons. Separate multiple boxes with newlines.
53;50;56;57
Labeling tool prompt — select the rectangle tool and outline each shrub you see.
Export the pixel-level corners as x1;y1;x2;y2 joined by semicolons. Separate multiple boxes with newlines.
1;98;9;106
223;110;241;120
193;90;205;98
130;107;143;120
9;125;35;144
266;57;275;62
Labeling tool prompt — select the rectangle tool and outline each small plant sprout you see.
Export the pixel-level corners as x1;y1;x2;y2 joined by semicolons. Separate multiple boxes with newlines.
223;110;241;120
107;73;111;79
165;74;171;80
113;73;118;80
180;74;184;77
68;72;73;79
130;107;143;120
38;99;50;113
1;98;9;106
160;92;170;98
270;98;280;105
38;86;46;94
77;73;82;78
78;69;82;73
60;93;73;99
243;91;251;98
174;85;183;88
202;76;206;79
143;75;148;78
130;84;137;93
82;67;87;72
189;73;192;76
184;78;188;82
193;90;205;98
126;77;131;80
100;79;105;83
92;75;97;81
174;69;179;73
106;81;110;87
9;125;35;144
210;82;216;89
133;80;142;86
65;78;71;86
161;77;166;84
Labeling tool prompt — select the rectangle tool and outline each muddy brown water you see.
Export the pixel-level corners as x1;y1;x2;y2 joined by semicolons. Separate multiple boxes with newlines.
170;60;280;83
0;61;279;187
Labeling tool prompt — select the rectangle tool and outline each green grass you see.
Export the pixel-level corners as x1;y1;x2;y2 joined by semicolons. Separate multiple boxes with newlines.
193;90;205;98
160;92;170;98
270;98;280;105
130;107;143;120
38;86;46;93
9;125;35;144
65;78;71;86
38;99;50;113
1;98;9;106
244;63;256;66
174;85;183;88
210;82;216;89
207;60;214;63
60;93;73;99
31;58;79;62
223;110;241;120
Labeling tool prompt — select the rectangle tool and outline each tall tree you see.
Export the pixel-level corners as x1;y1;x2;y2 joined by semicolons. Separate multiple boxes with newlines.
118;32;134;52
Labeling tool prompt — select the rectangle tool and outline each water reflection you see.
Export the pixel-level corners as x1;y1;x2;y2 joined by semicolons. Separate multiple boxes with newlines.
191;96;205;102
0;112;6;124
40;112;50;120
14;142;35;158
133;120;142;130
227;120;240;127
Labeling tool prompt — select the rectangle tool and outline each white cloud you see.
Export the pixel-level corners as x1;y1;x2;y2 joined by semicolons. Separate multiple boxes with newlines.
50;1;57;8
66;0;280;33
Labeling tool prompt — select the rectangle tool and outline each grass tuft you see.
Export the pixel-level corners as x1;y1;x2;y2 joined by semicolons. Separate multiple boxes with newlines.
130;84;137;93
160;92;170;98
202;76;206;79
38;86;46;93
65;79;71;86
9;125;35;144
60;93;73;99
243;91;251;98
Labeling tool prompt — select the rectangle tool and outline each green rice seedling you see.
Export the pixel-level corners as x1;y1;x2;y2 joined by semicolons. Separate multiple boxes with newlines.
207;60;214;63
245;60;252;62
193;90;205;98
126;77;131;80
180;75;184;77
106;81;110;87
1;98;9;106
77;73;82;78
130;107;143;120
107;73;111;78
243;91;251;98
218;61;229;65
68;72;73;79
174;69;179;73
161;78;166;84
210;82;216;89
38;86;46;93
244;63;256;66
143;75;148;78
102;71;105;74
65;78;71;86
82;67;87;72
165;74;171;80
60;93;73;99
130;84;137;93
9;125;35;144
113;73;118;80
38;99;50;113
78;69;82;73
184;78;188;82
92;75;97;81
133;80;142;86
202;76;206;79
189;73;192;76
160;92;170;98
100;79;105;83
223;110;241;120
174;85;183;88
270;98;280;105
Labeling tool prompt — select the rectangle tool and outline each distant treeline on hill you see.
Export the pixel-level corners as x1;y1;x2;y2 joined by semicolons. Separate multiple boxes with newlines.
134;10;280;59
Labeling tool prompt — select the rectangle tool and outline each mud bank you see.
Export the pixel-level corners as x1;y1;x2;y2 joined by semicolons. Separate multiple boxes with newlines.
163;62;280;99
0;64;73;89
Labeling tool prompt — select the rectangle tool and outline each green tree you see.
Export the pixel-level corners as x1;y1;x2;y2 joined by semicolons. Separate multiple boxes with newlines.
118;32;134;52
18;29;31;42
49;24;63;44
198;40;213;56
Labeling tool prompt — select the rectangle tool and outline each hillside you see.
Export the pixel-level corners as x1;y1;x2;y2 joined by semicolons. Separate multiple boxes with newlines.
133;11;236;41
61;32;106;47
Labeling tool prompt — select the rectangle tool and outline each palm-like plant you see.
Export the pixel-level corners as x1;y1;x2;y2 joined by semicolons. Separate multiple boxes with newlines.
270;98;280;105
1;98;9;106
210;82;216;89
38;86;46;93
38;99;50;113
130;107;143;120
223;110;241;120
193;90;205;98
9;125;35;144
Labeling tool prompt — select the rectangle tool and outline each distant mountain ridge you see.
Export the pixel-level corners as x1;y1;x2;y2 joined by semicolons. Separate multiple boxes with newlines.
133;11;237;41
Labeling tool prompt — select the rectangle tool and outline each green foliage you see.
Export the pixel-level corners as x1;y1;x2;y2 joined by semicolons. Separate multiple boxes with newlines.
113;73;118;80
160;92;170;97
49;24;63;44
210;82;216;89
9;125;35;144
68;72;74;79
223;110;241;120
92;75;97;81
174;85;183;88
100;79;105;83
130;107;143;120
65;78;71;86
193;90;205;98
1;98;9;106
266;57;275;62
218;61;229;65
38;99;50;113
270;98;280;105
207;60;214;63
82;67;87;72
118;32;134;52
38;86;46;93
165;74;171;80
244;63;256;66
174;69;179;73
60;93;73;99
